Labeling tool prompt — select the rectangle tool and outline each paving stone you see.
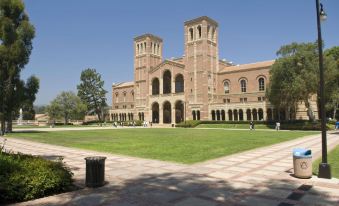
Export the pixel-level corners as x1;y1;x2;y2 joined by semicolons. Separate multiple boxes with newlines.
253;169;280;176
255;187;291;199
208;171;236;179
200;188;235;202
225;166;252;173
204;164;226;169
238;163;260;169
235;175;268;184
174;197;217;206
214;160;237;166
300;194;339;206
239;196;281;206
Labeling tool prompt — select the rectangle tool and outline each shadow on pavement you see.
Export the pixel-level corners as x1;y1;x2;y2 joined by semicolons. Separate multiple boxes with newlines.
13;171;339;206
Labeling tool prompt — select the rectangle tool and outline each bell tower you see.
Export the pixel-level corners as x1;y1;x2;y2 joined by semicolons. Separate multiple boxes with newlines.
133;34;163;118
184;16;219;120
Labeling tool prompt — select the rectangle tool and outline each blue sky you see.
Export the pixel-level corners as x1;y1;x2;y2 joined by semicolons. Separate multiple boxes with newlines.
22;0;339;105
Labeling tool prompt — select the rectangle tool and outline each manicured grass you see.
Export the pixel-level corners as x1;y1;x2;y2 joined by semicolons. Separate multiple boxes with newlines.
197;124;275;129
8;129;317;164
313;145;339;178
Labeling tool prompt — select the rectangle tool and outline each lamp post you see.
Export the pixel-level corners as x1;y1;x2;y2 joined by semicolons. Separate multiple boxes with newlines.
316;0;331;179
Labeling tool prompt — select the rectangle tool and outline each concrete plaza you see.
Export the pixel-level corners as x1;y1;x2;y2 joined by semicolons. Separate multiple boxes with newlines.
2;130;339;206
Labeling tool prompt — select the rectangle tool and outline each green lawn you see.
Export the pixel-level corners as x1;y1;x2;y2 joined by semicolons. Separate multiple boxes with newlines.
197;124;275;129
313;145;339;178
8;128;317;164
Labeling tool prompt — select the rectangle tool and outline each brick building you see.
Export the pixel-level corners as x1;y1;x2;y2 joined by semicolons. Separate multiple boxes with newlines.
110;16;318;124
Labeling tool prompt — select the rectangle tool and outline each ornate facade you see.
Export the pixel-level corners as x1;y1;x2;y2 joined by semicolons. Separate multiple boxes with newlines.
110;16;318;124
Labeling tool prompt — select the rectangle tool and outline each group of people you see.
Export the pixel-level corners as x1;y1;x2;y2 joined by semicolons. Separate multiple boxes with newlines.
249;121;280;131
112;121;154;128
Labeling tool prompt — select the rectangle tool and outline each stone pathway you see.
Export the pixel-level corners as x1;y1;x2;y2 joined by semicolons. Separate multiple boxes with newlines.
1;131;339;206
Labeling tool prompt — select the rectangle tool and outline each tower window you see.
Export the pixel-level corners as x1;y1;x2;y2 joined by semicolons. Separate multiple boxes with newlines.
144;42;146;53
189;28;194;41
197;25;202;39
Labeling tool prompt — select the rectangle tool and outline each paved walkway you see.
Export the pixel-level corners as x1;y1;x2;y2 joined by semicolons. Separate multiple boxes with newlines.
1;131;339;206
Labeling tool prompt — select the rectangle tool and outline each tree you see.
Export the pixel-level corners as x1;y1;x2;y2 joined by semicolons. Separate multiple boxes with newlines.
21;76;40;120
0;0;36;134
47;91;87;125
324;46;339;119
267;42;336;121
77;68;107;124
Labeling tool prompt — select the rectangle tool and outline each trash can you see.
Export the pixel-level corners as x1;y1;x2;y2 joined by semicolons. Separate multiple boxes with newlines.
293;148;312;178
85;156;106;187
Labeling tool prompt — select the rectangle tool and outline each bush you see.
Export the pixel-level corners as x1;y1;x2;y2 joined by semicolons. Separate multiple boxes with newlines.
176;120;201;128
0;152;73;203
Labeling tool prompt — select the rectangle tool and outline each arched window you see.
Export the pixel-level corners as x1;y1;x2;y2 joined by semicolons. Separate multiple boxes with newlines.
258;108;264;120
197;111;200;120
152;78;160;95
240;79;247;93
207;25;210;40
189;28;194;41
211;110;215;121
163;70;171;94
175;74;184;93
221;110;225;120
259;77;265;91
144;42;146;53
154;43;156;55
223;81;230;94
151;42;153;54
197;25;202;39
157;44;160;55
211;27;215;41
137;44;139;55
239;109;244;121
140;43;143;54
192;111;196;120
115;92;119;103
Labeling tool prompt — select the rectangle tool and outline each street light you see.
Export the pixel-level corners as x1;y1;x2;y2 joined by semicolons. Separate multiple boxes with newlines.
316;0;331;179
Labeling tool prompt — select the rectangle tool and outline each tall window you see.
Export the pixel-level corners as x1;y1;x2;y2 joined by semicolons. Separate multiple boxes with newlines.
152;78;160;95
240;79;247;93
259;77;265;91
175;74;184;93
197;25;202;39
163;70;171;94
223;81;229;93
189;28;194;41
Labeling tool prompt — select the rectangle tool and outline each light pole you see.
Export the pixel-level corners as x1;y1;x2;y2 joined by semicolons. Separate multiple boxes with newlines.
316;0;331;179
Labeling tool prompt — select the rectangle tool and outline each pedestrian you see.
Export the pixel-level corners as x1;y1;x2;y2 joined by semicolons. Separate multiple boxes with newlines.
276;122;280;131
250;121;253;130
150;121;153;127
252;121;255;130
335;120;339;130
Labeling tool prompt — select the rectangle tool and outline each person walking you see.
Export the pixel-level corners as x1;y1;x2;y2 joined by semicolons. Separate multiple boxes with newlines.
276;121;280;131
250;121;253;130
335;120;339;130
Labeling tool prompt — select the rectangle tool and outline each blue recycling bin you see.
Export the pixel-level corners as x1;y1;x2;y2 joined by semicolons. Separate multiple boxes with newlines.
293;148;312;178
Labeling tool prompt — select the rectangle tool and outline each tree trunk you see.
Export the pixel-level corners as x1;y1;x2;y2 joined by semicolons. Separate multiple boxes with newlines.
305;99;315;121
6;118;12;133
96;108;102;126
0;119;5;136
333;102;338;120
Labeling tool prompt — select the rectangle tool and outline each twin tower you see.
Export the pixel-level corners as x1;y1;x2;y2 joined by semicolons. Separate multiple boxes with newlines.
132;16;220;121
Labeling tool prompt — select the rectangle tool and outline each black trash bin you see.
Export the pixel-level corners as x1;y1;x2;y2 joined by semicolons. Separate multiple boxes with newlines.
85;156;106;187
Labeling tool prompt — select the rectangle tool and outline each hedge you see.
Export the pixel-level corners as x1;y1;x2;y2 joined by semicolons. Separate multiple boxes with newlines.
176;120;333;130
0;151;73;203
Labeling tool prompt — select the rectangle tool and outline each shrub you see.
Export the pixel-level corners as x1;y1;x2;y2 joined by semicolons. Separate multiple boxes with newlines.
0;152;73;203
176;120;201;128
